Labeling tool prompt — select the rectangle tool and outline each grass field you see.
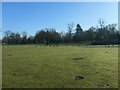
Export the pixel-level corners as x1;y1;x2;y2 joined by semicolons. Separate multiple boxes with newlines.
2;45;118;88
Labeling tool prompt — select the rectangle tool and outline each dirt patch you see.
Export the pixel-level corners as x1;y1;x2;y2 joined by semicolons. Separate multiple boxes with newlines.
73;57;83;60
8;54;12;56
74;75;84;80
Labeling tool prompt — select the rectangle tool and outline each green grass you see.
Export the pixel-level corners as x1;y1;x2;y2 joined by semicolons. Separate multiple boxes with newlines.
2;45;118;88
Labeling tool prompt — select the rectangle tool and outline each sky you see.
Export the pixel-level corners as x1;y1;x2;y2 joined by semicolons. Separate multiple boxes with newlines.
1;2;118;38
118;2;120;30
0;3;1;26
2;0;120;2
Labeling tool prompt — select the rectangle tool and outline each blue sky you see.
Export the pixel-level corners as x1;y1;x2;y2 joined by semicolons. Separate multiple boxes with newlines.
0;3;1;26
2;2;118;37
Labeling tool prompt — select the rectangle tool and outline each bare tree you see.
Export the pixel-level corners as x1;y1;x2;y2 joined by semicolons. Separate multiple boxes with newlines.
98;19;106;29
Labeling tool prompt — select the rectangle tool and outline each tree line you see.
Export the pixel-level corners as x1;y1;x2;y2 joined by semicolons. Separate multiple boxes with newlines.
2;19;120;45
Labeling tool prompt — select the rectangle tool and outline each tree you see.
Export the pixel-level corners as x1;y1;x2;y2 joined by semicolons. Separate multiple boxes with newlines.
34;28;61;45
98;19;106;29
21;31;28;44
34;30;47;44
67;22;74;37
2;31;21;44
85;26;96;43
92;19;118;45
76;24;83;33
15;33;21;44
48;28;61;43
27;36;34;44
3;30;12;44
106;24;118;45
93;19;107;45
2;19;119;45
73;24;83;43
64;22;74;43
